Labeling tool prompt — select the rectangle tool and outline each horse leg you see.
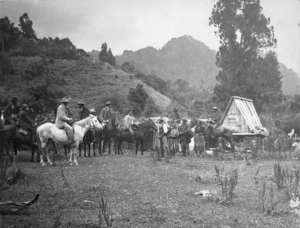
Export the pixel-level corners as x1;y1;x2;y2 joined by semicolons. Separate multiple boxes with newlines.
93;142;96;156
108;138;111;155
135;141;139;155
74;146;79;166
40;142;47;166
78;143;82;157
88;143;91;157
69;147;73;165
141;140;144;155
30;145;35;162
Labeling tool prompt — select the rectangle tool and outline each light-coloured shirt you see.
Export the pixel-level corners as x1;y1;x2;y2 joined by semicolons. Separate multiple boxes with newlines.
124;114;135;129
159;123;168;134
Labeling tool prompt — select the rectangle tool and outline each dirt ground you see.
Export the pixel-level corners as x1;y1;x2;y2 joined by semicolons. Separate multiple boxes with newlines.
1;149;299;228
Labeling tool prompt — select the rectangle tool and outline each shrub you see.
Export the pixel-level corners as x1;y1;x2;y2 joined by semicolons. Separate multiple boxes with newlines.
215;165;239;204
0;53;13;79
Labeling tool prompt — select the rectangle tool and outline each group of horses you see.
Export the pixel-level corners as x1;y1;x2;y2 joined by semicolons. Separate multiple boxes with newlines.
0;111;159;166
0;108;235;167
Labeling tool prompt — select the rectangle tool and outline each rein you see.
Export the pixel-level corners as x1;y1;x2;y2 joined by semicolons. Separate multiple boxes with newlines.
74;117;96;130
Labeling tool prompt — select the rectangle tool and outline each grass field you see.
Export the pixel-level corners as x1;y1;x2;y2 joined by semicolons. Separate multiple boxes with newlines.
1;150;299;228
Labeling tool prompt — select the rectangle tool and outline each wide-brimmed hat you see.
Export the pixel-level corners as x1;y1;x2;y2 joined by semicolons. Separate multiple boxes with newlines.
158;118;164;123
77;100;85;105
61;97;70;103
128;109;134;114
208;119;215;124
89;108;96;114
213;106;218;110
20;104;28;110
106;101;112;106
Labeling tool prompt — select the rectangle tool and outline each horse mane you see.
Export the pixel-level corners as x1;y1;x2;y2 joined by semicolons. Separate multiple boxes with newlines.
74;116;90;126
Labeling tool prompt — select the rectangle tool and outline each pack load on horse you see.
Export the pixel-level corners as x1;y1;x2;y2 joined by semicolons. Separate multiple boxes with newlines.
37;97;104;166
117;118;157;155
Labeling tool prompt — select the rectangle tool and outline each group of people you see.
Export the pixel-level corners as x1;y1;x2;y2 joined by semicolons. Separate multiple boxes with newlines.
156;106;223;158
1;95;223;157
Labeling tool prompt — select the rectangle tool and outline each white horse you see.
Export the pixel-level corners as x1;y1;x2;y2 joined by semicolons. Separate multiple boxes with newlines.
37;114;103;166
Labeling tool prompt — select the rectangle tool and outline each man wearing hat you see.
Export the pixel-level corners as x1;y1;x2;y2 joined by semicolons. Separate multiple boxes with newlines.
178;118;190;156
77;100;89;120
55;98;74;143
99;101;113;123
18;104;36;141
158;118;169;158
4;97;20;124
210;106;222;127
124;109;136;141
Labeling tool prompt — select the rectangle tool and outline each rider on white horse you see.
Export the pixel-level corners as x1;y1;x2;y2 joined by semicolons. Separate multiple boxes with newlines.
55;98;74;143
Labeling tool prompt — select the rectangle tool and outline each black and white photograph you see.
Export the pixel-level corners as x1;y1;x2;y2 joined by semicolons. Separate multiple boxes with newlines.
0;0;300;227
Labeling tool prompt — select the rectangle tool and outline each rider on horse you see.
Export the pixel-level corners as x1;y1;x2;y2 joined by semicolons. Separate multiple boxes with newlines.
77;100;90;120
99;101;113;124
4;97;20;124
55;98;74;143
210;106;222;128
124;109;136;142
18;104;37;143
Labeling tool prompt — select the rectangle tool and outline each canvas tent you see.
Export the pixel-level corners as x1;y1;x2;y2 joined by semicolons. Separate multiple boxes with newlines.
220;96;268;136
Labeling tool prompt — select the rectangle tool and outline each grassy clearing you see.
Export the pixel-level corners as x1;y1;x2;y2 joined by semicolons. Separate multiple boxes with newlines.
1;151;299;228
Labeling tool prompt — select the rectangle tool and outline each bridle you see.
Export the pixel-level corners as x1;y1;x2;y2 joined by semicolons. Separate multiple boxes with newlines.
75;116;97;130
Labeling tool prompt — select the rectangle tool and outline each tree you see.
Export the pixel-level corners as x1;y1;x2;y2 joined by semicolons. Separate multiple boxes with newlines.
120;61;135;73
19;13;37;39
209;0;280;111
0;16;21;52
98;43;116;66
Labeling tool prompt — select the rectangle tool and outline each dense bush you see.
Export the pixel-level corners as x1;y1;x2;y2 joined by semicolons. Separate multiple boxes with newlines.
127;84;149;114
0;53;13;78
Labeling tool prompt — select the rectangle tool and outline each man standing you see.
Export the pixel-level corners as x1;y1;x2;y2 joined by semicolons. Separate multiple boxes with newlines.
77;100;89;120
99;101;113;123
158;118;169;158
55;98;73;143
124;109;135;141
211;107;222;127
179;118;190;156
18;104;36;142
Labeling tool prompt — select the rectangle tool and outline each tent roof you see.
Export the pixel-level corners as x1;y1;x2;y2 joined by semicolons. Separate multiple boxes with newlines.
220;96;263;132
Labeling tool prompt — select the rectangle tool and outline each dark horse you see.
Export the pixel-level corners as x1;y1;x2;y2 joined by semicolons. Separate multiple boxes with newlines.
100;113;118;155
79;130;99;157
190;118;235;152
116;118;157;155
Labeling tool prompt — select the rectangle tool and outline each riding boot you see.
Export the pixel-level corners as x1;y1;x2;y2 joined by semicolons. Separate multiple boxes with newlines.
66;129;74;144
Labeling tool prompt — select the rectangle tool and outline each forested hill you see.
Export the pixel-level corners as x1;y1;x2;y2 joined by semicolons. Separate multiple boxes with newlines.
0;57;172;117
115;35;300;95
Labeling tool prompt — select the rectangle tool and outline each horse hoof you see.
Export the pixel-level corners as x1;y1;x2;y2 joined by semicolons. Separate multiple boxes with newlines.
41;163;46;166
69;162;73;166
30;159;34;162
49;163;55;166
75;163;79;166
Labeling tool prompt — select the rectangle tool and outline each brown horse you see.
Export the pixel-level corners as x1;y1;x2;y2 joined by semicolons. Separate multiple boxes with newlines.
190;118;235;152
100;113;119;155
116;118;157;155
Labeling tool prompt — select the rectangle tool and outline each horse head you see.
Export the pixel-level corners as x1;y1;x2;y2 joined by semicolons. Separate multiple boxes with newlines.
147;118;158;132
90;114;103;131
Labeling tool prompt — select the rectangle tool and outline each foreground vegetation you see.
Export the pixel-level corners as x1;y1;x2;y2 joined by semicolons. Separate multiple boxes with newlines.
1;150;300;228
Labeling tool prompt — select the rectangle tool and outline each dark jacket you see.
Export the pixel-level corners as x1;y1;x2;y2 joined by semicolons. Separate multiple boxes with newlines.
99;107;113;122
79;106;89;120
19;110;35;131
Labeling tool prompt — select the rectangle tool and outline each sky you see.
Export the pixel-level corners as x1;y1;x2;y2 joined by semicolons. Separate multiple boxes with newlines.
1;0;300;73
